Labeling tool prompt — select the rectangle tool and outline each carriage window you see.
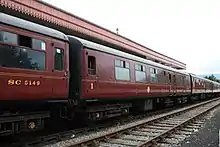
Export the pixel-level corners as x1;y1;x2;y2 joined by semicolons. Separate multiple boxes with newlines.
173;75;176;83
54;48;64;70
19;35;32;48
182;76;185;85
115;59;121;67
168;73;172;83
0;31;18;45
163;71;166;76
0;31;46;50
135;64;146;82
88;56;96;75
115;59;130;81
0;44;45;70
150;68;158;83
32;39;46;50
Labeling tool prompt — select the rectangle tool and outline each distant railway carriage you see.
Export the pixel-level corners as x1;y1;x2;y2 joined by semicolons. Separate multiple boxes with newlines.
0;12;220;135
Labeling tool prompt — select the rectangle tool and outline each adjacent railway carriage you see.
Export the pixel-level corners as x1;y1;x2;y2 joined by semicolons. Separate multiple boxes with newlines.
0;12;220;135
65;36;220;120
190;74;219;98
66;36;193;120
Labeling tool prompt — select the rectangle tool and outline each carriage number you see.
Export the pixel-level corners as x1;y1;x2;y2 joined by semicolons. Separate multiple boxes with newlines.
8;79;40;86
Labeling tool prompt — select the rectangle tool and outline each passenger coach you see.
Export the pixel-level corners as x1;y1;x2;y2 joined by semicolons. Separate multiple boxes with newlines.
0;12;220;136
0;12;69;135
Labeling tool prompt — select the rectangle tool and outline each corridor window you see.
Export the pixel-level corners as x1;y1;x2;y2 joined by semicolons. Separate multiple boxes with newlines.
150;68;158;83
0;31;45;71
115;59;130;81
0;44;45;70
135;64;146;82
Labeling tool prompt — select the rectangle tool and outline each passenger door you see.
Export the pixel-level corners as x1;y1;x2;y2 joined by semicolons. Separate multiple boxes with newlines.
85;50;99;97
168;72;173;94
51;40;68;99
173;74;177;94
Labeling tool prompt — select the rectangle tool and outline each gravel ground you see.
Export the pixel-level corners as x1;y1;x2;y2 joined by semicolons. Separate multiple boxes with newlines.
180;106;220;147
43;99;220;147
44;101;206;147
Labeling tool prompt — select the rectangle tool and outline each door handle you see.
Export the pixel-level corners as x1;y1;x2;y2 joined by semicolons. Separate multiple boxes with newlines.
64;71;69;77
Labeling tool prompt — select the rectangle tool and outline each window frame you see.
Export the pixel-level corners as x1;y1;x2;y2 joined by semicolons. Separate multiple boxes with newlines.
135;63;146;82
87;55;96;75
114;59;131;81
150;67;158;83
0;30;47;71
54;47;65;71
168;73;172;83
163;71;168;84
32;38;46;51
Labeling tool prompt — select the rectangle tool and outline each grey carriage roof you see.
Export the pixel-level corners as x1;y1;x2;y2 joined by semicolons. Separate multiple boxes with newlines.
0;13;68;41
68;35;189;76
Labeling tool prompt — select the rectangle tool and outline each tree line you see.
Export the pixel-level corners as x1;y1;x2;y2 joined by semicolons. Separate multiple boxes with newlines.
204;74;220;83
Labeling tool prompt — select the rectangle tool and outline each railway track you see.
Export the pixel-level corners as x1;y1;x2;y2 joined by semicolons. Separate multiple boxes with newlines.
4;100;197;147
45;97;220;147
3;104;186;147
2;98;217;147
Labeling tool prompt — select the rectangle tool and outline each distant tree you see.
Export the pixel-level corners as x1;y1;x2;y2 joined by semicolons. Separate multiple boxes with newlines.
204;74;219;82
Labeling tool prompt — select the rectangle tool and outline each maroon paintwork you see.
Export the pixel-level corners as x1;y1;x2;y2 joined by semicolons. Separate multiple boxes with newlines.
80;48;191;100
0;24;69;100
0;0;186;70
191;76;213;93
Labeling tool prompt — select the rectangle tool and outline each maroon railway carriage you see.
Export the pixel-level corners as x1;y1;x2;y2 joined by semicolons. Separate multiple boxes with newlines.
190;74;220;99
66;36;192;120
0;13;69;135
67;35;220;120
1;12;220;136
213;81;220;93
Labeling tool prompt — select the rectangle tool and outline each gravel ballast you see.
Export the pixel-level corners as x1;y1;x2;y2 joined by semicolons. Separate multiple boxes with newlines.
180;106;220;147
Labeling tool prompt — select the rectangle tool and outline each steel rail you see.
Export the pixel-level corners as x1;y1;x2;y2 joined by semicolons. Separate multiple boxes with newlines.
67;97;220;147
6;102;184;147
4;98;218;147
137;99;220;146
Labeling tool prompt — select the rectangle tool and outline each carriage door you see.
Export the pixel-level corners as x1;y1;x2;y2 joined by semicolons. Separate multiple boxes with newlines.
173;74;177;94
86;51;98;95
51;40;68;98
168;72;172;94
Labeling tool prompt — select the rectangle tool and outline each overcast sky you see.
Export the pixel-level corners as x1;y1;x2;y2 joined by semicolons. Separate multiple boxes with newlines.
43;0;220;75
